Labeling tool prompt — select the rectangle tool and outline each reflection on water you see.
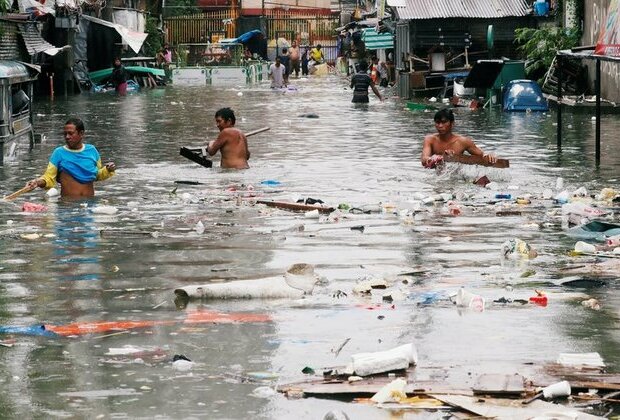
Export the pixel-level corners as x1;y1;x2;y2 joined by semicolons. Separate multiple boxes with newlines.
53;202;102;281
0;76;619;418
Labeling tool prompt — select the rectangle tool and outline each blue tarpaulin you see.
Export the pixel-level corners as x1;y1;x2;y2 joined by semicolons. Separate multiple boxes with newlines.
231;30;263;44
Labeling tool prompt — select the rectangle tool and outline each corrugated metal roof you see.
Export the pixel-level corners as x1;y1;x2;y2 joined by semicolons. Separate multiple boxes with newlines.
18;23;56;56
0;21;22;61
389;0;531;20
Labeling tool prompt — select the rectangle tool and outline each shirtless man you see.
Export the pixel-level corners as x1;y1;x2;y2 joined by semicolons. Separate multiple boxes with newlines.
26;117;115;198
421;108;496;168
207;107;250;169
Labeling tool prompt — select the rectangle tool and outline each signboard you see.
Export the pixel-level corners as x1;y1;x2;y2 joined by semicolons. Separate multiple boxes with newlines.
173;68;207;86
208;67;248;85
595;0;620;56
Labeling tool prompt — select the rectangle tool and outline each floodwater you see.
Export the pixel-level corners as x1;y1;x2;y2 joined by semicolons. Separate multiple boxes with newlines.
0;75;619;419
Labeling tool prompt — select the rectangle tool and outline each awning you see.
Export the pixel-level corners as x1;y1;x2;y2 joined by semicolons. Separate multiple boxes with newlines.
81;14;147;54
362;28;394;50
18;23;67;57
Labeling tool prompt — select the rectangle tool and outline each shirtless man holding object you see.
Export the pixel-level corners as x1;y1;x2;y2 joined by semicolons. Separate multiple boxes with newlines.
207;107;250;169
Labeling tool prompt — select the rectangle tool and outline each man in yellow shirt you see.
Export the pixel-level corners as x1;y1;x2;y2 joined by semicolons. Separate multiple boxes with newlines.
309;44;324;64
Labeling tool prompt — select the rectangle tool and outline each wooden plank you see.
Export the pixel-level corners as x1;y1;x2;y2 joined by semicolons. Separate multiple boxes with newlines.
431;394;605;419
256;200;335;213
444;155;510;168
564;381;620;391
473;373;525;396
279;375;473;397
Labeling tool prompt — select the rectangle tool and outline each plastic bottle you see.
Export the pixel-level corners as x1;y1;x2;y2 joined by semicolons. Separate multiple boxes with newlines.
574;241;596;253
555;190;570;204
495;194;512;199
607;235;620;247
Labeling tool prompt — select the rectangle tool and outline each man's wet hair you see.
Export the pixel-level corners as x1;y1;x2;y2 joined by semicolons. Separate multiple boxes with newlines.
434;108;455;123
65;117;85;132
358;60;368;71
317;44;322;49
215;107;235;124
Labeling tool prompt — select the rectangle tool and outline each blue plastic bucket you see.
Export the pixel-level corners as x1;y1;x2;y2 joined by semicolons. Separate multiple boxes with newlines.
534;1;549;16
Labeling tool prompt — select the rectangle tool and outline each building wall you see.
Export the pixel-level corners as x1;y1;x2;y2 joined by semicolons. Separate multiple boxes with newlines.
583;0;620;101
406;17;535;65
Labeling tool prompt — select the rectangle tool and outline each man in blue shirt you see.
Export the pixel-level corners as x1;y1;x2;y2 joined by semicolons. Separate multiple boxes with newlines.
26;117;116;198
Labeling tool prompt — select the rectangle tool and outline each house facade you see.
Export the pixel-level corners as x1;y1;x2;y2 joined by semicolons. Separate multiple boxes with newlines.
388;0;540;99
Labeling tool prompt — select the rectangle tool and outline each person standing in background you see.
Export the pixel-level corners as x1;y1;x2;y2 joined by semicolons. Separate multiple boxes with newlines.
301;48;309;76
111;57;128;95
269;56;286;88
289;41;300;78
279;48;291;85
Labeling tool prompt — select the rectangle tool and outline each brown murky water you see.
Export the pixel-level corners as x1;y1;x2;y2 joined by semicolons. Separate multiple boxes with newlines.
0;75;619;418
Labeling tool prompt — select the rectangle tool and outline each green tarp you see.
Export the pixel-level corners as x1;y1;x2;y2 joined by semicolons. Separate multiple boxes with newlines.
88;66;165;84
361;28;394;51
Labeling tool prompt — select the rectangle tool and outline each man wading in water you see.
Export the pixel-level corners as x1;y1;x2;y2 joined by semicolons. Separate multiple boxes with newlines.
350;60;383;103
25;117;116;198
207;107;250;169
421;109;496;168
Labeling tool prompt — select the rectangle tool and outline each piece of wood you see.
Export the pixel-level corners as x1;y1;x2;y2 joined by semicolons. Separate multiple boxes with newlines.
245;126;270;137
431;394;604;419
444;155;510;168
3;185;34;201
256;200;335;213
472;373;525;396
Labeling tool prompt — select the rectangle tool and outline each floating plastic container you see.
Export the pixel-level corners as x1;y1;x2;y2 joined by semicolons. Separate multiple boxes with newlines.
430;52;446;72
503;79;549;112
534;0;549;16
453;79;475;97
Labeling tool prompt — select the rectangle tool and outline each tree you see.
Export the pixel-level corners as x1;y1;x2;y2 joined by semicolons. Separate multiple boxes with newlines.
514;26;581;83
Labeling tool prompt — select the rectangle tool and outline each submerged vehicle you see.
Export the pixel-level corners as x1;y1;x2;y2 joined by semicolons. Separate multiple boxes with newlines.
0;61;40;165
503;79;549;112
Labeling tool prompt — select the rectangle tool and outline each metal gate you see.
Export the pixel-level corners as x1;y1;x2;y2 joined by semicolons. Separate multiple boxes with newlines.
165;10;238;45
265;10;338;45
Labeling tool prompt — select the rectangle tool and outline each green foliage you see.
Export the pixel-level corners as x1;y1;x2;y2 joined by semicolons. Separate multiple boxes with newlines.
164;0;200;17
514;26;581;81
144;16;162;57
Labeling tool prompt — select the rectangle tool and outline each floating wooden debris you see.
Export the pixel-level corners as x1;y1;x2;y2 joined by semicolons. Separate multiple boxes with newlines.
256;200;335;213
472;373;525;397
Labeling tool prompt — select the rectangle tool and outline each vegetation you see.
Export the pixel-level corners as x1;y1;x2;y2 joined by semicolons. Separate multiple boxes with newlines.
164;0;200;17
514;26;581;82
144;16;162;57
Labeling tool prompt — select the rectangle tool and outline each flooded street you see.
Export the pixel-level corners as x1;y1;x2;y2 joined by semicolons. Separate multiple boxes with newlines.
1;74;620;418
